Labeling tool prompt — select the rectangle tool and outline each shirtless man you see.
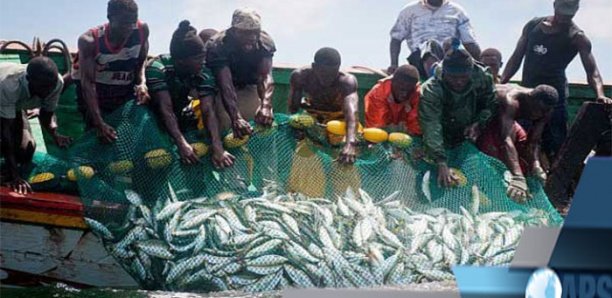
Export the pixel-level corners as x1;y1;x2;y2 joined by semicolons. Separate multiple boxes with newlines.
288;47;359;164
477;84;559;202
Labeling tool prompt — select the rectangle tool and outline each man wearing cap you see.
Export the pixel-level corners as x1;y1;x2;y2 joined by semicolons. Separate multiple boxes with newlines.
205;8;276;139
501;0;612;161
146;20;235;169
288;48;359;164
1;57;72;194
365;64;422;136
388;0;481;77
419;39;497;188
71;0;150;144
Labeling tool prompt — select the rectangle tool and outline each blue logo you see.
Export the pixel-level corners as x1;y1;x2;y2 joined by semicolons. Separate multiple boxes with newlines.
526;268;562;298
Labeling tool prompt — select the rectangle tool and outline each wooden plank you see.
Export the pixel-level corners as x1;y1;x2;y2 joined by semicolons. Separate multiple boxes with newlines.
0;222;137;288
1;208;87;229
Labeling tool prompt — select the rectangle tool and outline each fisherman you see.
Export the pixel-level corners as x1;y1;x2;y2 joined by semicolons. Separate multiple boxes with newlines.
205;8;276;138
71;0;150;143
477;84;559;202
198;28;218;44
288;47;359;164
0;57;72;194
146;21;235;169
388;0;481;77
501;0;612;161
419;39;497;188
480;48;503;84
365;64;422;136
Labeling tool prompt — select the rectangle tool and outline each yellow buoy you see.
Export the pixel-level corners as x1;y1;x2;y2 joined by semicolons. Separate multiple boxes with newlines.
388;132;413;149
362;128;389;143
29;172;55;184
145;149;173;169
191;142;209;158
67;166;95;181
289;114;316;129
107;160;134;175
326;120;346;136
223;133;250;149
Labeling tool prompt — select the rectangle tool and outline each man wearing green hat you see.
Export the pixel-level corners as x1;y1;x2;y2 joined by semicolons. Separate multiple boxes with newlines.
501;0;612;161
146;20;235;169
419;39;498;188
206;8;276;138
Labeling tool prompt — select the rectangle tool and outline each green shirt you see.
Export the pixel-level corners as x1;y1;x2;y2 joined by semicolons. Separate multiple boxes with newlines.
419;63;497;163
146;54;217;129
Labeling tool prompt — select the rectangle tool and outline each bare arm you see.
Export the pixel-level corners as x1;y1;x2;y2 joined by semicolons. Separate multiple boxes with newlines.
575;33;610;103
389;38;402;73
150;90;198;164
339;75;359;164
499;105;523;176
215;66;252;138
501;33;528;84
288;70;304;114
527;113;551;167
78;32;103;128
1;117;19;179
134;23;151;104
255;57;275;126
201;95;234;168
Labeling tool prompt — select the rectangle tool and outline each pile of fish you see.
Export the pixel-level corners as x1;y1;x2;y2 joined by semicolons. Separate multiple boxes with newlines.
85;182;553;293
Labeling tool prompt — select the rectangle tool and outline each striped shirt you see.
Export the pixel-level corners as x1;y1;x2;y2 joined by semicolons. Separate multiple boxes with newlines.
72;21;145;111
390;0;477;52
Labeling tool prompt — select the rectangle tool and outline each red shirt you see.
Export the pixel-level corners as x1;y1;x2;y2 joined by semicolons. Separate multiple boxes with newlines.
364;78;422;135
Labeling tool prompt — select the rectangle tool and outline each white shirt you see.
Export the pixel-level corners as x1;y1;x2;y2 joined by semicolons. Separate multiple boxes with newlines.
390;0;477;52
0;63;63;119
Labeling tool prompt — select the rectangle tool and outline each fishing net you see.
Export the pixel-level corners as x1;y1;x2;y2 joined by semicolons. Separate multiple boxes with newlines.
25;101;562;292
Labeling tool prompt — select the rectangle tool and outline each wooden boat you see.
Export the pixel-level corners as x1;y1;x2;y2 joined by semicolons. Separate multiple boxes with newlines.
0;39;610;289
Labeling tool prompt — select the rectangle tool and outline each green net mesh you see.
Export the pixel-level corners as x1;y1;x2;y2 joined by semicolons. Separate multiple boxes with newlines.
26;102;562;293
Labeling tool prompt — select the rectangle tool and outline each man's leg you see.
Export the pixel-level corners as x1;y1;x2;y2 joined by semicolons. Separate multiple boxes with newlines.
542;104;569;162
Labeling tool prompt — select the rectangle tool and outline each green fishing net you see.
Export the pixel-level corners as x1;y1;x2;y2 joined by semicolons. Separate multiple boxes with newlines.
25;101;562;293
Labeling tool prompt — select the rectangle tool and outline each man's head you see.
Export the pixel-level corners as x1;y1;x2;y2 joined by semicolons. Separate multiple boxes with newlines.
198;28;218;44
230;8;261;53
26;57;59;98
107;0;138;38
391;65;419;104
525;85;559;120
480;48;503;78
312;47;341;87
553;0;579;27
442;38;474;92
426;0;445;8
171;20;206;76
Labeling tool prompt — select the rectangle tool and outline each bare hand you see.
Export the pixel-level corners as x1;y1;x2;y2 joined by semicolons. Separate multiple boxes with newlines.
255;105;274;126
437;163;460;188
96;121;118;143
596;96;612;112
231;117;253;139
464;123;481;142
8;177;32;195
178;143;200;165
134;85;151;105
212;150;235;169
532;164;547;183
339;143;357;164
26;108;40;119
52;133;73;148
292;129;305;140
507;174;531;203
387;65;398;75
